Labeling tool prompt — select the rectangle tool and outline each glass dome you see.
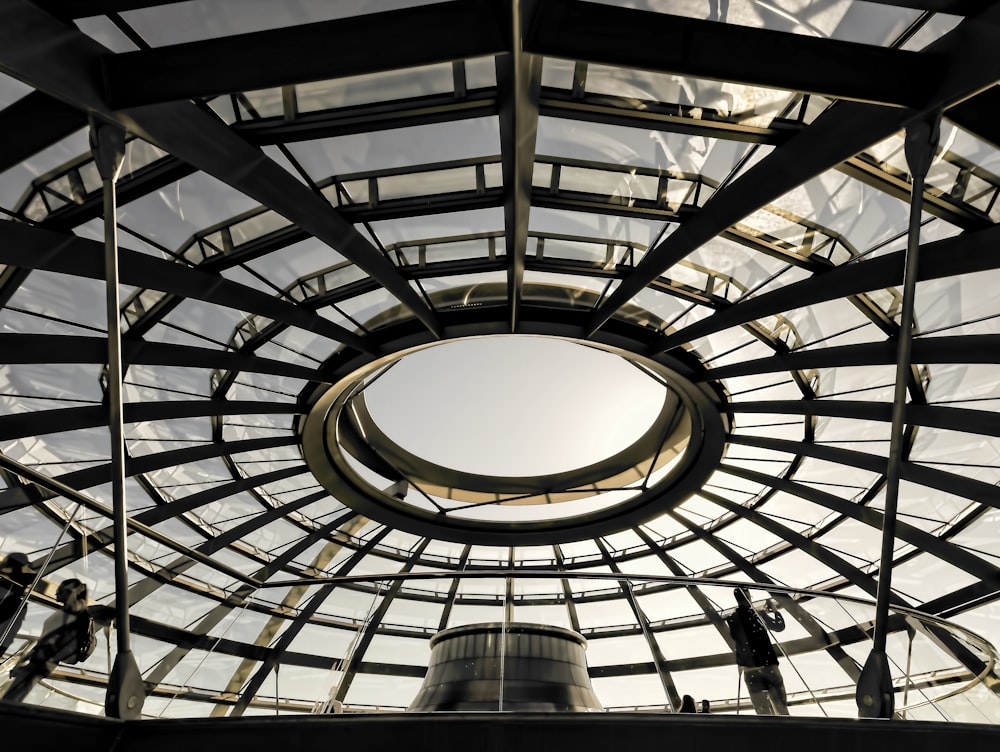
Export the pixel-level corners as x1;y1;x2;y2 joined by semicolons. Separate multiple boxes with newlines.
1;0;1000;723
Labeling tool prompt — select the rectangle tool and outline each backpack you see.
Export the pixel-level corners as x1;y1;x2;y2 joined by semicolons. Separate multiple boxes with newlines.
75;611;97;663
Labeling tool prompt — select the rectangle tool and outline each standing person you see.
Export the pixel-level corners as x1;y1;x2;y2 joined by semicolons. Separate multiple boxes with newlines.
679;694;697;713
725;587;789;716
1;578;91;704
0;553;37;655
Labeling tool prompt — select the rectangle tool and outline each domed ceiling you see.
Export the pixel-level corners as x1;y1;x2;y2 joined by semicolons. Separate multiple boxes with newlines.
1;0;1000;720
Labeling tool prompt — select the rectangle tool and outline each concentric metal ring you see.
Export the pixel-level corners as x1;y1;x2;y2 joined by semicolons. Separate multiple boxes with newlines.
301;332;728;545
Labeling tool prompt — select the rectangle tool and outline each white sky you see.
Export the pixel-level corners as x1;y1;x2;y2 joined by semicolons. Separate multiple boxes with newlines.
363;336;668;476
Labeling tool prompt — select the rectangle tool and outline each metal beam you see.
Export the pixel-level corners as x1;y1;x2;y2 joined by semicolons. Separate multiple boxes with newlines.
731;400;1000;439
0;401;300;444
667;509;866;685
0;220;373;354
237;91;499;145
704;492;898;602
525;0;935;108
0;90;87;172
131;466;313;528
91;118;145;718
33;0;996;20
102;0;510;108
124;339;325;381
496;0;541;332
595;538;681;710
719;463;1000;587
861;0;997;12
652;221;1000;354
333;539;431;703
0;451;263;587
0;0;442;338
634;527;735;649
701;334;1000;381
586;4;1000;336
230;527;390;716
729;434;1000;510
539;89;799;145
946;83;1000;149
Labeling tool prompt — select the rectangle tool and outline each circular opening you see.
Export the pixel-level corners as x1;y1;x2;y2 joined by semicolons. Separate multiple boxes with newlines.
361;336;668;477
301;332;725;544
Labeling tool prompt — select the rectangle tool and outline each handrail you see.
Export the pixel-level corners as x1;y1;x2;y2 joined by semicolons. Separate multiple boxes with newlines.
258;569;999;717
255;568;992;643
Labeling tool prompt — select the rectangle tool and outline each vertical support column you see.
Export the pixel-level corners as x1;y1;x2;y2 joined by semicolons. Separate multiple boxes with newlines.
499;574;512;712
856;111;941;720
90;118;146;720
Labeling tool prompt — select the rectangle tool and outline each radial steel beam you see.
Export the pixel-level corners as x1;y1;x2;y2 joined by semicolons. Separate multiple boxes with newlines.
652;220;1000;354
210;514;369;716
23;483;343;688
719;463;1000;587
0;451;263;587
704;491;895;601
946;83;1000;149
0;221;373;354
496;0;541;332
0;401;302;448
37;0;993;19
730;400;1000;438
332;540;430;703
596;539;681;710
0;0;441;338
862;0;997;14
0;451;309;522
729;433;1000;511
585;4;1000;336
230;528;391;716
701;334;1000;380
634;527;735;648
663;511;867;687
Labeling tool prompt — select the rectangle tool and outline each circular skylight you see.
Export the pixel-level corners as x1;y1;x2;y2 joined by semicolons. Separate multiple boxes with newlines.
361;336;668;477
301;331;720;544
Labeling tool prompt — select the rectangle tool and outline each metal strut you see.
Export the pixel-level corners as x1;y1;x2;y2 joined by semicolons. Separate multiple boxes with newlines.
90;118;146;720
856;111;941;720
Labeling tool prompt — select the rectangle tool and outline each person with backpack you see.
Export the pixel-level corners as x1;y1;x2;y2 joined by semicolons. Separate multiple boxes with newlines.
0;578;96;704
725;587;789;716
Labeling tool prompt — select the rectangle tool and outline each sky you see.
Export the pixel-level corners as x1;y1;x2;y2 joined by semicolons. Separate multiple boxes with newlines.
363;336;668;477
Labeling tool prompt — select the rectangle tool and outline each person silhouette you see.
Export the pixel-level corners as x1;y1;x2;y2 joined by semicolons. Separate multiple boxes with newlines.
680;693;697;713
725;587;789;715
1;578;91;704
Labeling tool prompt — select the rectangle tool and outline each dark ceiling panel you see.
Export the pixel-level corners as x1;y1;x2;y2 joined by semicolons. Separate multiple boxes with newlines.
101;0;510;108
946;84;1000;148
0;90;87;172
525;0;934;107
